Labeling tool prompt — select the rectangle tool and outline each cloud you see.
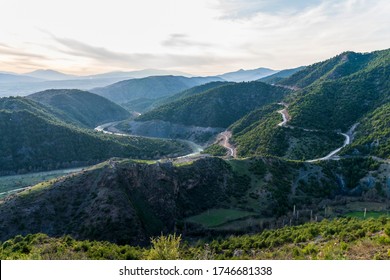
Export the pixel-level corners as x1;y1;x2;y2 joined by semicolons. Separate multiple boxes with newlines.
162;34;211;48
50;35;234;70
0;43;46;59
214;0;324;19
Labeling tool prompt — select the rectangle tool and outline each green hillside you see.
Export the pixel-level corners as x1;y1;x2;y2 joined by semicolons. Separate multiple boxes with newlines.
121;81;232;113
91;75;222;104
279;49;389;88
287;52;390;131
0;155;386;245
154;81;233;107
0;97;190;174
342;103;390;159
0;157;253;244
137;82;290;128
227;49;390;160
230;107;344;160
28;89;130;128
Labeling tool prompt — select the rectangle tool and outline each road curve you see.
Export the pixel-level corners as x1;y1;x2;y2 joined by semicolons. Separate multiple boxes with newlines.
276;103;357;162
94;122;204;159
220;131;236;157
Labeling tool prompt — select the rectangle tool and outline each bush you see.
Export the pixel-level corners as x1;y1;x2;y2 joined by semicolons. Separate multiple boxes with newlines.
385;226;390;237
147;234;181;260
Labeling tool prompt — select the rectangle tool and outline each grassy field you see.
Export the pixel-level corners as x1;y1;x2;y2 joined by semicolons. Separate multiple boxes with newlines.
0;167;86;199
186;208;257;227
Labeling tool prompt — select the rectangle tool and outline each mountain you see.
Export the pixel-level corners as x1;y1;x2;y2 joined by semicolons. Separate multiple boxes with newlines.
137;82;290;128
0;155;384;247
25;69;78;81
0;97;190;174
27;89;130;128
121;81;234;113
0;157;251;244
0;77;133;98
218;67;278;82
226;49;390;160
230;104;344;160
286;49;390;131
91;75;223;104
0;69;193;98
119;80;233;117
86;69;192;79
0;73;42;83
154;81;234;107
259;66;306;84
279;49;389;89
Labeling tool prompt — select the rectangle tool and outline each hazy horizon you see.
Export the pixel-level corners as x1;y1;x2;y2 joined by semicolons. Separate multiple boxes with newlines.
1;0;389;76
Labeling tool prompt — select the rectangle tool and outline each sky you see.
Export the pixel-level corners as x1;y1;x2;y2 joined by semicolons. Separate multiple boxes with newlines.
0;0;389;76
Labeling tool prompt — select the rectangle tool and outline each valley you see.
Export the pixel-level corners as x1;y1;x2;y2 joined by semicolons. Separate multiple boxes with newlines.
0;48;389;260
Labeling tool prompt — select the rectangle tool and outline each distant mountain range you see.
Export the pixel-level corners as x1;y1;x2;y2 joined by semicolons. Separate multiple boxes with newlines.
25;69;79;81
91;75;224;104
258;66;306;84
0;73;43;83
0;67;284;97
217;67;279;82
0;69;194;97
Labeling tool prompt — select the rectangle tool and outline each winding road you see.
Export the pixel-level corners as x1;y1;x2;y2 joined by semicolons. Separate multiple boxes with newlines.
94;122;204;159
219;131;236;157
277;103;358;162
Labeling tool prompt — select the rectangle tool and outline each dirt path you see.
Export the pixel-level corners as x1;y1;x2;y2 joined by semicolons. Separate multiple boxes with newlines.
218;131;236;157
94;122;204;159
276;103;358;162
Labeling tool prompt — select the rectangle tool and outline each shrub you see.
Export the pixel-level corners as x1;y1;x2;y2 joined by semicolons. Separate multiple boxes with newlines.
385;226;390;237
147;234;181;260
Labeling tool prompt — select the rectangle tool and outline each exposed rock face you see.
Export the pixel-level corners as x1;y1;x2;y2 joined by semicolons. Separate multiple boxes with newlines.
119;120;224;144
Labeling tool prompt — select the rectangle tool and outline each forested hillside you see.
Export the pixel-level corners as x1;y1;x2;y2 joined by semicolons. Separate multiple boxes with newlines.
342;103;390;159
0;155;385;246
92;75;222;104
279;50;388;88
0;97;190;174
227;49;390;160
28;89;130;128
137;82;290;128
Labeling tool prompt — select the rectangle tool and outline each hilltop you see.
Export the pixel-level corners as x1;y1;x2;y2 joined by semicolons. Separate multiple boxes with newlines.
28;89;130;128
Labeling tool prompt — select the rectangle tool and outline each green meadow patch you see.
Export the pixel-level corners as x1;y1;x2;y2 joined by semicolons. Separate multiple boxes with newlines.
186;208;257;228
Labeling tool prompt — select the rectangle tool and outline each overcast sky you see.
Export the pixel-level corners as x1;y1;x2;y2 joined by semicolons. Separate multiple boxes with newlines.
0;0;389;76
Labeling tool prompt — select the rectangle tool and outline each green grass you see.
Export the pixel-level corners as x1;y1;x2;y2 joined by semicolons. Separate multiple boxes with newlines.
186;208;257;227
344;211;389;219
